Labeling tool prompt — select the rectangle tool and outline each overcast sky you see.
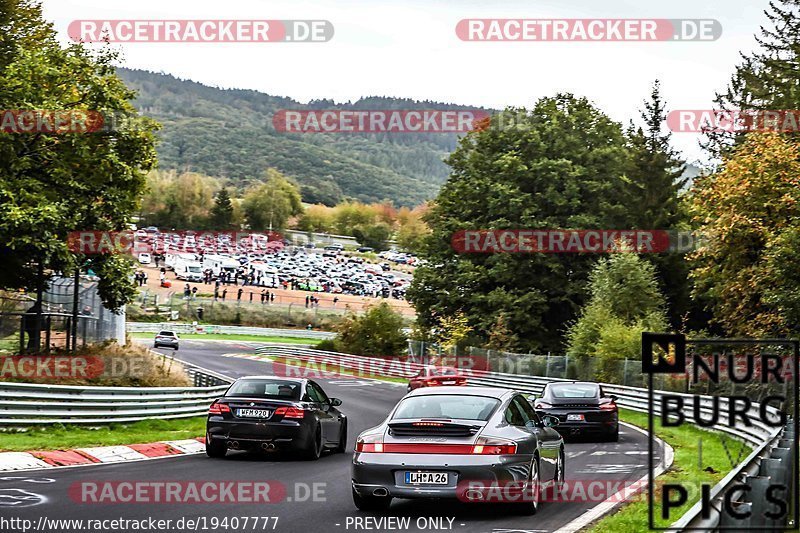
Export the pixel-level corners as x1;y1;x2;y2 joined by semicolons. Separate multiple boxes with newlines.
41;0;771;163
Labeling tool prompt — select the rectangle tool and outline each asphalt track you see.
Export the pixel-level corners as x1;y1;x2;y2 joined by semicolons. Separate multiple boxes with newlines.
1;340;661;533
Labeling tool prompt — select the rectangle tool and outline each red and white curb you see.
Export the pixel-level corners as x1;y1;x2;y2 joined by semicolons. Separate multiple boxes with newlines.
0;438;206;472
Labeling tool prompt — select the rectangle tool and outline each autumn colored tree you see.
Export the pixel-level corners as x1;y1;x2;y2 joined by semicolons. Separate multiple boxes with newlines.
691;132;800;336
242;168;302;231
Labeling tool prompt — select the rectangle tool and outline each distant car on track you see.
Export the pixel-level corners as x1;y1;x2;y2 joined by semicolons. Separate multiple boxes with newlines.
532;381;618;441
406;365;466;392
351;386;564;513
153;330;179;350
206;376;347;460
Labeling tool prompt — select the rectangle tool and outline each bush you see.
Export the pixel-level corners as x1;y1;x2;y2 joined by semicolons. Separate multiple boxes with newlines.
329;302;407;357
0;341;191;387
315;339;338;352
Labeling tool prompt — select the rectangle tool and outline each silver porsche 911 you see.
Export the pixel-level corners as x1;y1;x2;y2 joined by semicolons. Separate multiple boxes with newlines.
351;386;565;513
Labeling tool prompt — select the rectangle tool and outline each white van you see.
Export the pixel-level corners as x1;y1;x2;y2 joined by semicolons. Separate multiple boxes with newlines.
202;254;240;277
165;252;196;271
174;258;204;282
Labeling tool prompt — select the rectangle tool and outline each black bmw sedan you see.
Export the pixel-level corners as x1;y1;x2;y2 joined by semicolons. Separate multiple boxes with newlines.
532;381;619;441
206;376;347;460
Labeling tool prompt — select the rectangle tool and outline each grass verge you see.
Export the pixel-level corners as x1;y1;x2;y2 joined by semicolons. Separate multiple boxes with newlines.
587;408;752;532
129;332;323;345
0;417;206;452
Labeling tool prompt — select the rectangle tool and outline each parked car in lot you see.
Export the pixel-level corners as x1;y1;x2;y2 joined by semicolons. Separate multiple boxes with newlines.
138;252;151;264
532;381;619;441
206;376;347;460
407;365;466;392
352;387;564;512
153;331;179;350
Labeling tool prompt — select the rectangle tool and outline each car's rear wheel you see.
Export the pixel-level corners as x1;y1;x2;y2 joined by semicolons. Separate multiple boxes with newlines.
607;426;619;442
301;425;323;460
553;447;566;497
205;435;227;458
517;456;540;515
352;487;392;511
335;421;348;453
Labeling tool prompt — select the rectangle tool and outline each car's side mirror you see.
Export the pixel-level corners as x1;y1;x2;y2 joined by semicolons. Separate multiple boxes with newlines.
330;398;343;407
541;415;560;428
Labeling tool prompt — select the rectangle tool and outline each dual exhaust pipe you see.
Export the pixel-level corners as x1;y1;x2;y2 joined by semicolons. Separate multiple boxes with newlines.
225;441;277;451
372;488;389;497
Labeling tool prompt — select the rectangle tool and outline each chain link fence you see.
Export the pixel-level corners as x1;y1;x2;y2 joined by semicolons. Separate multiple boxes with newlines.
0;276;125;354
406;340;796;400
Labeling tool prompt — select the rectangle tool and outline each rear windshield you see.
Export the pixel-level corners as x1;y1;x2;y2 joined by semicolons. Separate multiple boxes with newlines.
430;367;458;376
392;395;499;421
158;331;175;337
226;379;301;401
549;384;599;398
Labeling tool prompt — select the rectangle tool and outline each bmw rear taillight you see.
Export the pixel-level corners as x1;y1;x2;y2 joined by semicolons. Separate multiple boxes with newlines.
456;377;467;385
208;401;231;415
472;437;517;455
600;402;617;411
355;433;384;453
274;407;305;419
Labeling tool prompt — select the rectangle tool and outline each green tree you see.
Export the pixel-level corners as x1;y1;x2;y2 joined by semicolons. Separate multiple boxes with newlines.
625;81;691;327
352;223;391;251
566;252;670;381
0;0;158;312
242;168;302;231
625;81;687;229
330;302;407;356
209;187;235;229
409;94;633;352
707;0;800;156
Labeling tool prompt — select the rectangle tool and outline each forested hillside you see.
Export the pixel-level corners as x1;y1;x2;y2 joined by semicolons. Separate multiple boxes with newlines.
117;68;486;206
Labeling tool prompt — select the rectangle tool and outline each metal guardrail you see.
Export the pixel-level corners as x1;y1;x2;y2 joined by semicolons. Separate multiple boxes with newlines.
671;421;792;530
0;359;232;426
256;346;791;530
127;322;335;340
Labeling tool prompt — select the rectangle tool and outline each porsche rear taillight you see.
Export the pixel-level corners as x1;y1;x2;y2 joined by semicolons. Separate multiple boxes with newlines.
600;402;617;411
472;437;517;455
534;401;552;409
355;433;384;453
208;401;231;415
274;407;305;419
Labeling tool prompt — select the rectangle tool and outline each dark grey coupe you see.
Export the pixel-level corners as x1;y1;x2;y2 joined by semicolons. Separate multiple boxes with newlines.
351;387;564;513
